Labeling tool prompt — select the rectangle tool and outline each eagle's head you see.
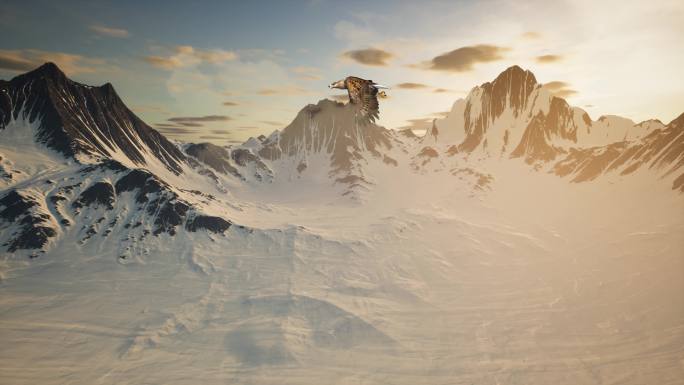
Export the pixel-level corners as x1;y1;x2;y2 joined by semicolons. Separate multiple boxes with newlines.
328;79;346;89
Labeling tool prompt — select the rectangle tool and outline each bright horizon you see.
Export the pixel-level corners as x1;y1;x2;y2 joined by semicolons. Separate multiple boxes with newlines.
1;0;682;144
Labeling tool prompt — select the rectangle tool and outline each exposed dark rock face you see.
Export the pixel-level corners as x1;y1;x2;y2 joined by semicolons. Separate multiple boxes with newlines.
72;181;115;210
114;169;187;235
0;63;186;174
185;143;241;178
152;200;189;236
230;148;273;181
186;215;232;233
112;168;234;236
115;169;165;203
0;190;56;252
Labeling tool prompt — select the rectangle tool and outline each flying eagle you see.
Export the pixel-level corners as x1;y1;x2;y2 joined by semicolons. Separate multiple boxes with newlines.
329;76;388;124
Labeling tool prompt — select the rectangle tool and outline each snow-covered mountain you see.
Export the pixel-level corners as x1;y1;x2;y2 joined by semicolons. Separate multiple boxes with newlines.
1;63;683;385
418;65;683;190
0;63;187;174
0;63;238;258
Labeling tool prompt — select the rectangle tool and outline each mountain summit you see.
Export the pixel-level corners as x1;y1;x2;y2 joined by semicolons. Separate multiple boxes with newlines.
0;62;186;174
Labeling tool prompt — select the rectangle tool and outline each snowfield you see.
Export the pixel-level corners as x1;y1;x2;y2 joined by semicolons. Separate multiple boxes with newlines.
1;156;682;385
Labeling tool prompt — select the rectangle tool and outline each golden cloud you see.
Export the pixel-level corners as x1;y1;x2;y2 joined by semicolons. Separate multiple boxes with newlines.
536;54;563;63
521;31;542;39
396;82;429;89
167;115;232;127
543;81;577;98
418;45;509;72
144;45;237;70
256;86;312;96
0;49;106;75
341;48;393;66
90;25;130;38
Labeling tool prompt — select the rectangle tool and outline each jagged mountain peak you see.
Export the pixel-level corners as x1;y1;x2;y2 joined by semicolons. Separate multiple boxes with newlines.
0;62;187;175
490;65;538;88
259;99;392;161
14;62;68;83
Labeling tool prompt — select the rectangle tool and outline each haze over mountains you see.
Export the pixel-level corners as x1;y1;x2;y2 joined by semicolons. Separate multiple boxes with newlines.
0;63;682;384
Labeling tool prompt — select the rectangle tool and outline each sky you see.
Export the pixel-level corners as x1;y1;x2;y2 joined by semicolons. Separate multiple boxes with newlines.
1;0;682;144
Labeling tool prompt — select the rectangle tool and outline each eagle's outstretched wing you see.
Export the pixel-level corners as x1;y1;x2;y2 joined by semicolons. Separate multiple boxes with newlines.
346;77;380;125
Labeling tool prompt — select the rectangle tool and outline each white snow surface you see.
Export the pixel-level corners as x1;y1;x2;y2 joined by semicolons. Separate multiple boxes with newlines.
1;115;683;385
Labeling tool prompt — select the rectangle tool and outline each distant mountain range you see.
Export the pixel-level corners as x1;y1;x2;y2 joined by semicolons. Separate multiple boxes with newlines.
0;62;682;255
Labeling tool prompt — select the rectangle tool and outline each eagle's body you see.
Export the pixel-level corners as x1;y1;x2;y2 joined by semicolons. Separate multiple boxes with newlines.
329;76;388;125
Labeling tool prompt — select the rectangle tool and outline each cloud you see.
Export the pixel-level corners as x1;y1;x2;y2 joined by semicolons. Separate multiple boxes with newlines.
144;45;237;70
417;44;509;72
0;49;107;75
144;55;183;70
433;88;452;93
0;50;35;71
405;118;433;125
90;25;130;38
259;120;283;126
222;101;239;106
166;115;231;127
290;66;322;81
131;104;171;115
395;82;429;89
334;20;373;42
536;54;563;63
553;89;577;98
169;115;231;123
256;86;312;96
543;81;577;98
341;48;393;66
198;135;232;141
154;124;196;135
521;31;542;39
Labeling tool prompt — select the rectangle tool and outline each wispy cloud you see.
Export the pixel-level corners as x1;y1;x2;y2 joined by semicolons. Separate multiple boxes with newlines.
90;24;130;38
291;66;322;81
144;45;237;70
222;101;239;106
167;115;232;127
0;49;108;75
259;120;283;126
521;31;542;39
341;48;393;66
543;81;577;98
154;124;196;135
0;50;34;71
256;86;312;96
415;45;509;72
131;104;171;115
395;82;429;89
536;54;563;63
